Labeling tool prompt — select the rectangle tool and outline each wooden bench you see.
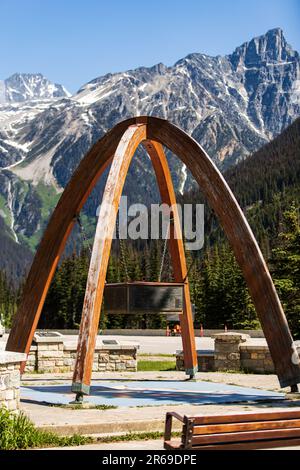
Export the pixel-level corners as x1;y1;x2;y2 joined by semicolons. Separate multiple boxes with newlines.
164;410;300;450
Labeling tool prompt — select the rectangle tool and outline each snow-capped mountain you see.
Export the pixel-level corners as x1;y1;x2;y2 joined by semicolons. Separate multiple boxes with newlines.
0;27;299;276
0;73;70;104
0;73;70;168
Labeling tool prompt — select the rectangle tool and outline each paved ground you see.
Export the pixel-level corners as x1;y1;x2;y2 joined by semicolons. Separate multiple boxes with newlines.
48;439;164;450
2;333;298;450
19;370;300;450
21;371;297;435
21;378;283;408
47;440;300;450
25;397;300;436
21;369;287;392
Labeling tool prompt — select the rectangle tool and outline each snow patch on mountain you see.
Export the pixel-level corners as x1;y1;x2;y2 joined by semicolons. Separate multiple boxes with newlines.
1;73;70;103
13;140;63;189
0;28;299;251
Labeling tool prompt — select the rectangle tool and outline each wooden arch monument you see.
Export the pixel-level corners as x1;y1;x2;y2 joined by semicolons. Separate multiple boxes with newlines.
6;116;300;398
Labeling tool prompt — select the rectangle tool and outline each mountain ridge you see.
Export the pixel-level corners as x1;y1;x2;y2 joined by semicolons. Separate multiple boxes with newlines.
0;28;299;280
0;72;70;104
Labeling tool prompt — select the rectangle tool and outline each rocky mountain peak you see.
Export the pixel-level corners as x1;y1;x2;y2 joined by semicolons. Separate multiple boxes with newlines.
0;28;299;259
0;73;70;104
229;28;297;70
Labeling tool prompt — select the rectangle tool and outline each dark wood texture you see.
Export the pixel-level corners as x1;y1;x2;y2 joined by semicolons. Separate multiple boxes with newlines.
164;410;300;450
6;116;300;388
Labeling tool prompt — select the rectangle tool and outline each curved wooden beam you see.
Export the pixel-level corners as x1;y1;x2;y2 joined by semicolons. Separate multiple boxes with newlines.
72;129;198;393
6;116;300;388
146;118;300;388
6;118;139;361
143;140;197;376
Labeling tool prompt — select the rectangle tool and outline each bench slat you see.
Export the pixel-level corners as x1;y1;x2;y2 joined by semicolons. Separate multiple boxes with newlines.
192;410;300;426
164;410;300;451
192;427;300;446
194;418;300;435
190;437;300;451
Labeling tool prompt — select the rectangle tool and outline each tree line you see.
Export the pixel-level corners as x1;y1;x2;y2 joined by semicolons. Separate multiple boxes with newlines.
0;271;20;327
35;200;299;336
2;117;300;336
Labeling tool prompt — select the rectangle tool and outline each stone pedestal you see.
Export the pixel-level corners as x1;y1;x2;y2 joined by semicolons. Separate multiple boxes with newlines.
0;351;27;410
214;332;249;372
176;350;215;372
33;332;64;373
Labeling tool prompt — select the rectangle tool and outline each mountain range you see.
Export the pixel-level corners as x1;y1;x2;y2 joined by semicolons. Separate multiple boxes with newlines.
0;27;299;280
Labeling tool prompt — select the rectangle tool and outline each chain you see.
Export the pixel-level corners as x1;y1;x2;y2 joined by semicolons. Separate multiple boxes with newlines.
158;219;171;282
183;255;197;282
75;213;129;282
182;228;198;282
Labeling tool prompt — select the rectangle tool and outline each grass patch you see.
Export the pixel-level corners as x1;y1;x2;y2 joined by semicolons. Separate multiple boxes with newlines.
48;403;117;410
0;407;92;449
139;354;174;358
219;369;247;374
23;370;46;375
0;194;11;221
95;430;181;443
0;407;181;449
35;183;60;220
137;360;176;372
19;183;61;252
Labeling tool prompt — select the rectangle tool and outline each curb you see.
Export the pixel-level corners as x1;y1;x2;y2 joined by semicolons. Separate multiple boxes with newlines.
36;418;182;436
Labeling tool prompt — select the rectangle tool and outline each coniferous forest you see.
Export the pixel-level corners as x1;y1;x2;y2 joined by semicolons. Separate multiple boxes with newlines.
2;117;300;337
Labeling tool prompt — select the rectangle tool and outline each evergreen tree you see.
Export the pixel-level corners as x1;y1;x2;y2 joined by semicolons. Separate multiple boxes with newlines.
271;203;300;338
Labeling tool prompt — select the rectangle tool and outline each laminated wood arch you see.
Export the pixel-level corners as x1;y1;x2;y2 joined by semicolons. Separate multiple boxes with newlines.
6;116;300;391
72;126;197;394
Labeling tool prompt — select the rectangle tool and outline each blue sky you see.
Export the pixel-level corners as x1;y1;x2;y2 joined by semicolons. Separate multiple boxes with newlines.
1;0;300;93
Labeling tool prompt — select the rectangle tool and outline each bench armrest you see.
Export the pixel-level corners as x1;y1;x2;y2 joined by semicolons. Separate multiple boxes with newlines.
164;412;184;441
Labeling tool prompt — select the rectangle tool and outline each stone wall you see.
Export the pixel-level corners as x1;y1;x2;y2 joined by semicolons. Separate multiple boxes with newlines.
240;344;274;373
63;345;138;374
0;352;26;410
25;346;37;373
24;334;138;374
176;352;215;372
176;332;299;374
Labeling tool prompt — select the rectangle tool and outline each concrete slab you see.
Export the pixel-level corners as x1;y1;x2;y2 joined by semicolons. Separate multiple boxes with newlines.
42;439;300;451
45;440;300;450
19;371;300;438
21;379;284;408
47;439;164;450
